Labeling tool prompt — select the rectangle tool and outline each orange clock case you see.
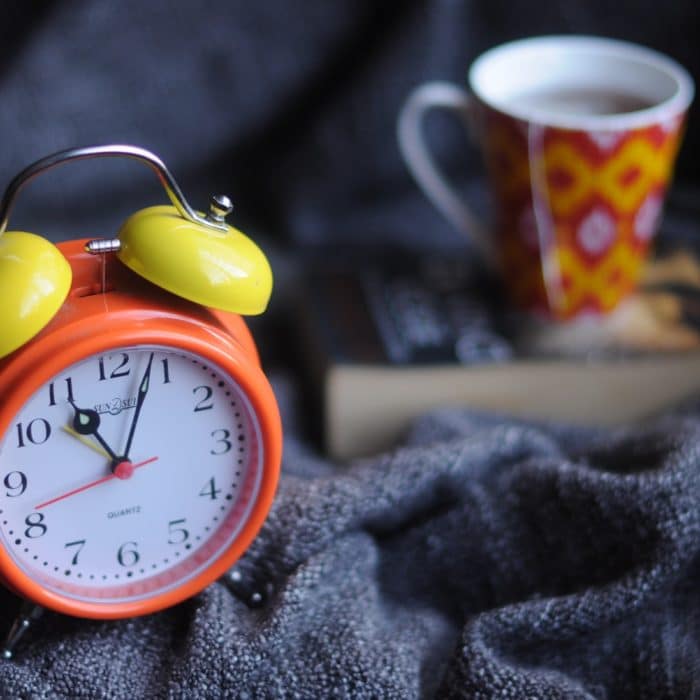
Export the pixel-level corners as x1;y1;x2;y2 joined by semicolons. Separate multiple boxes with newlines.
0;239;282;619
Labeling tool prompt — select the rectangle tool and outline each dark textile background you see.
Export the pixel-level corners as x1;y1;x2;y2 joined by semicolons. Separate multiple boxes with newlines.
0;1;697;252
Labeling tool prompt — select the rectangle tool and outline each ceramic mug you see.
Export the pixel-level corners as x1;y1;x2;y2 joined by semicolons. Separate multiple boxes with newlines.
398;36;695;319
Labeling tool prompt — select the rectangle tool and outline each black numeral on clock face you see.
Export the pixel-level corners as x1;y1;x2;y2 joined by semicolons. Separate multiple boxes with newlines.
3;471;27;497
193;385;214;412
98;353;131;381
199;478;221;500
210;429;232;455
65;539;86;565
24;512;47;538
161;358;172;384
16;419;51;448
168;519;189;545
48;377;75;406
117;541;140;567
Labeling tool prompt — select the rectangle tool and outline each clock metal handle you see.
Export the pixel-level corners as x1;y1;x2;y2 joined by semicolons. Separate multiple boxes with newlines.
0;144;229;237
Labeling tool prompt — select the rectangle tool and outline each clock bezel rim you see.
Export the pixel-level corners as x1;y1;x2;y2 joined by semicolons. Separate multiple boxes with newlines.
0;315;281;619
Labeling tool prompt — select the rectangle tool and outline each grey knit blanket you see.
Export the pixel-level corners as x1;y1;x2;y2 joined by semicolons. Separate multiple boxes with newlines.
1;375;699;699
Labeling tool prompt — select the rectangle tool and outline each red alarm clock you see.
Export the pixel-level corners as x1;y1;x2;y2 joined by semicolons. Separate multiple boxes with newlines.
0;146;281;654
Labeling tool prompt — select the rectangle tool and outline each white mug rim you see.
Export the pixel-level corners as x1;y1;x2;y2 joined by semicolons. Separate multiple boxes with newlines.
468;35;695;131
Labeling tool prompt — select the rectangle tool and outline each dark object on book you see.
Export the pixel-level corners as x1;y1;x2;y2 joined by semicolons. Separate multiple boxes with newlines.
299;251;700;460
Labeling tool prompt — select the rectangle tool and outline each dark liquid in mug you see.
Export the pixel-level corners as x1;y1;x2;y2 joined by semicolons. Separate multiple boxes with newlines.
510;87;657;116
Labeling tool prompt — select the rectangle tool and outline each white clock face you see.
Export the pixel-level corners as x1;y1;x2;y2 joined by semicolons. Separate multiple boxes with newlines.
0;345;263;605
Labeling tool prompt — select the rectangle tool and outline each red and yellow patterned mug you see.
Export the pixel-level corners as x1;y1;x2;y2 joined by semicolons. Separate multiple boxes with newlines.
398;36;694;319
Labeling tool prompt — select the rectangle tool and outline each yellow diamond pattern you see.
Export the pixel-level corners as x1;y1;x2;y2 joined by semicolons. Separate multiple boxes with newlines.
537;134;680;218
488;119;684;318
548;241;645;315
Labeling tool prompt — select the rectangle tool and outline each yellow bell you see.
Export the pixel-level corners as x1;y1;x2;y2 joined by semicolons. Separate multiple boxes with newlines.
0;145;274;360
117;204;273;315
0;232;72;359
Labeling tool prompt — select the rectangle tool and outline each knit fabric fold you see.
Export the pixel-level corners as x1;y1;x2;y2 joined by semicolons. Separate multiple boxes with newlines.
2;396;700;698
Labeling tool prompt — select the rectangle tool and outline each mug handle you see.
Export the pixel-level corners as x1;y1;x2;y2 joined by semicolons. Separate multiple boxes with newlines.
397;81;495;267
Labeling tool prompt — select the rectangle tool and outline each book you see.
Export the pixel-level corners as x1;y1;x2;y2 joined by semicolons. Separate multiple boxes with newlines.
297;249;700;461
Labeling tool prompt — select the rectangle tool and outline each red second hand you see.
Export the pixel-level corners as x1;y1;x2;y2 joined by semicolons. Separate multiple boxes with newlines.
34;457;159;510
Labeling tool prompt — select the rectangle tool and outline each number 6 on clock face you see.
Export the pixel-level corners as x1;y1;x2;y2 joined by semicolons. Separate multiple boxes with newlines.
0;346;265;612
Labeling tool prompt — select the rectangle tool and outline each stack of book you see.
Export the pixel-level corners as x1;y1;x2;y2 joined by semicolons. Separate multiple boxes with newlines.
297;249;700;461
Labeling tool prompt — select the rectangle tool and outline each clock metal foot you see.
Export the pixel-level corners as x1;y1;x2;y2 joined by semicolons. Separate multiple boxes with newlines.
2;601;45;660
222;567;274;609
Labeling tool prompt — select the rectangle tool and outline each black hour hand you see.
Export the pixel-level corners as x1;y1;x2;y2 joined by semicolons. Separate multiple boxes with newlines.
71;405;101;436
69;400;120;463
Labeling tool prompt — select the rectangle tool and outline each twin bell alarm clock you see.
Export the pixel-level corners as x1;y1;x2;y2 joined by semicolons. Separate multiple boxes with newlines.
0;146;282;639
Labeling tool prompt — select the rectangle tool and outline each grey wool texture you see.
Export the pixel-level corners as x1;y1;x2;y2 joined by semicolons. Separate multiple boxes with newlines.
1;378;700;698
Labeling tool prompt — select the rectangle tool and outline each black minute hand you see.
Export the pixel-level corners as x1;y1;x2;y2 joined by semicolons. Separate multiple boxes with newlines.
122;352;154;460
69;400;120;463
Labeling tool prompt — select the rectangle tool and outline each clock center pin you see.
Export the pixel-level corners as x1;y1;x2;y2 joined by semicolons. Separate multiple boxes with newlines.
113;461;135;480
